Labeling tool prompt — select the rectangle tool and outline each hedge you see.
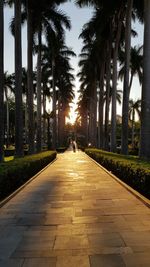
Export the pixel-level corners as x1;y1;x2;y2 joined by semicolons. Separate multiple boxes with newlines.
85;148;150;199
56;147;67;153
0;150;56;201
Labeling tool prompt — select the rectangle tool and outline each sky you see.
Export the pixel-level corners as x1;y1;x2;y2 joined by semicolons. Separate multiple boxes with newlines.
4;1;144;121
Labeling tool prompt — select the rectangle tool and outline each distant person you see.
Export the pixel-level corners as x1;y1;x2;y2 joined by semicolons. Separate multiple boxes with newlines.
72;140;76;152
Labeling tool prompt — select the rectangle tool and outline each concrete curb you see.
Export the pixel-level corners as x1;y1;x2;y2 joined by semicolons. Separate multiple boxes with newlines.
85;153;150;208
0;157;57;209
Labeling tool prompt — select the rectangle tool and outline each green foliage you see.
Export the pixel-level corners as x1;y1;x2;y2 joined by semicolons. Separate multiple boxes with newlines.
4;156;14;162
0;151;56;201
85;149;150;199
56;147;67;153
4;148;15;157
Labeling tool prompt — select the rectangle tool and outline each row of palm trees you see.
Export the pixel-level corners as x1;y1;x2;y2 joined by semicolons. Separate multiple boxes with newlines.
0;0;75;162
75;0;150;159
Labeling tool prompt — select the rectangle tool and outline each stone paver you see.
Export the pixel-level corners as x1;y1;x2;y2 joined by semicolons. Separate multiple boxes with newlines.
0;150;150;266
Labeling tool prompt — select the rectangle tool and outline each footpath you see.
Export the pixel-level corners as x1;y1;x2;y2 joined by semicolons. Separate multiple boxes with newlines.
0;150;150;267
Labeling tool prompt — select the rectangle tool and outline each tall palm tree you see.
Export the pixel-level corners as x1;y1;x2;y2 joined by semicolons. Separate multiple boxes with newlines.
129;99;141;148
20;67;36;145
140;0;150;159
110;7;123;153
41;39;75;147
118;45;143;91
77;0;127;152
121;0;133;155
0;0;4;162
104;38;112;151
14;0;23;157
8;1;71;152
36;25;42;152
78;50;98;147
26;0;35;154
7;0;35;154
35;3;71;150
4;72;14;147
76;91;89;145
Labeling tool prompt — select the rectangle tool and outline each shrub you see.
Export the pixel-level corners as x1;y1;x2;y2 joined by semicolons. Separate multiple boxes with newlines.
0;151;56;201
85;148;150;199
56;147;67;153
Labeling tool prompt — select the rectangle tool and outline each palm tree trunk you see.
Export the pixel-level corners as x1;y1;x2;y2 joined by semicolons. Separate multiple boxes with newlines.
61;108;66;146
111;46;117;153
104;40;112;151
25;98;28;144
36;26;42;152
47;117;51;150
129;72;134;92
82;111;88;146
140;0;150;159
42;87;46;144
98;64;105;149
5;87;9;147
52;59;57;149
131;109;135;148
57;97;61;146
27;2;34;154
89;102;93;145
14;0;23;157
0;0;4;162
121;0;133;155
58;101;65;147
91;83;97;147
111;15;122;153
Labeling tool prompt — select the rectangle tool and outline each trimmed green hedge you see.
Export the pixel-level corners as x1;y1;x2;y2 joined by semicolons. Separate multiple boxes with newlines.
85;149;150;199
0;151;56;201
56;147;67;153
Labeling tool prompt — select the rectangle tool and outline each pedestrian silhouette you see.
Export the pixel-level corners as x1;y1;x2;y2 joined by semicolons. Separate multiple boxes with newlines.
72;141;76;152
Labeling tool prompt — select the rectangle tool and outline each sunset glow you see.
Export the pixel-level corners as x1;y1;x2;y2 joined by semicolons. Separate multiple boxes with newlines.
66;103;78;125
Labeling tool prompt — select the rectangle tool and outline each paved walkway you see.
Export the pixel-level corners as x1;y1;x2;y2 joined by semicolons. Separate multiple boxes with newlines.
0;151;150;267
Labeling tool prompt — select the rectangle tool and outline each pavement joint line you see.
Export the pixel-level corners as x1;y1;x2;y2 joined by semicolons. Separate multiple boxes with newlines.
85;152;150;208
0;157;57;209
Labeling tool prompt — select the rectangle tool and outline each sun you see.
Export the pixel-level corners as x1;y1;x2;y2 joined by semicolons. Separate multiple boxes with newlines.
66;103;78;125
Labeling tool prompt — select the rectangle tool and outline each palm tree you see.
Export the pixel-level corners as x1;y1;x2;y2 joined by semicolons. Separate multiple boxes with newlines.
41;39;75;147
4;72;14;147
121;0;135;155
26;0;35;154
119;45;143;91
14;0;24;157
104;38;112;151
8;0;38;154
76;91;89;145
8;1;71;152
41;65;52;145
129;99;141;148
78;50;98;147
0;0;4;162
119;45;143;151
110;7;123;153
35;3;71;150
140;0;150;159
36;25;42;152
76;0;127;152
20;67;36;145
